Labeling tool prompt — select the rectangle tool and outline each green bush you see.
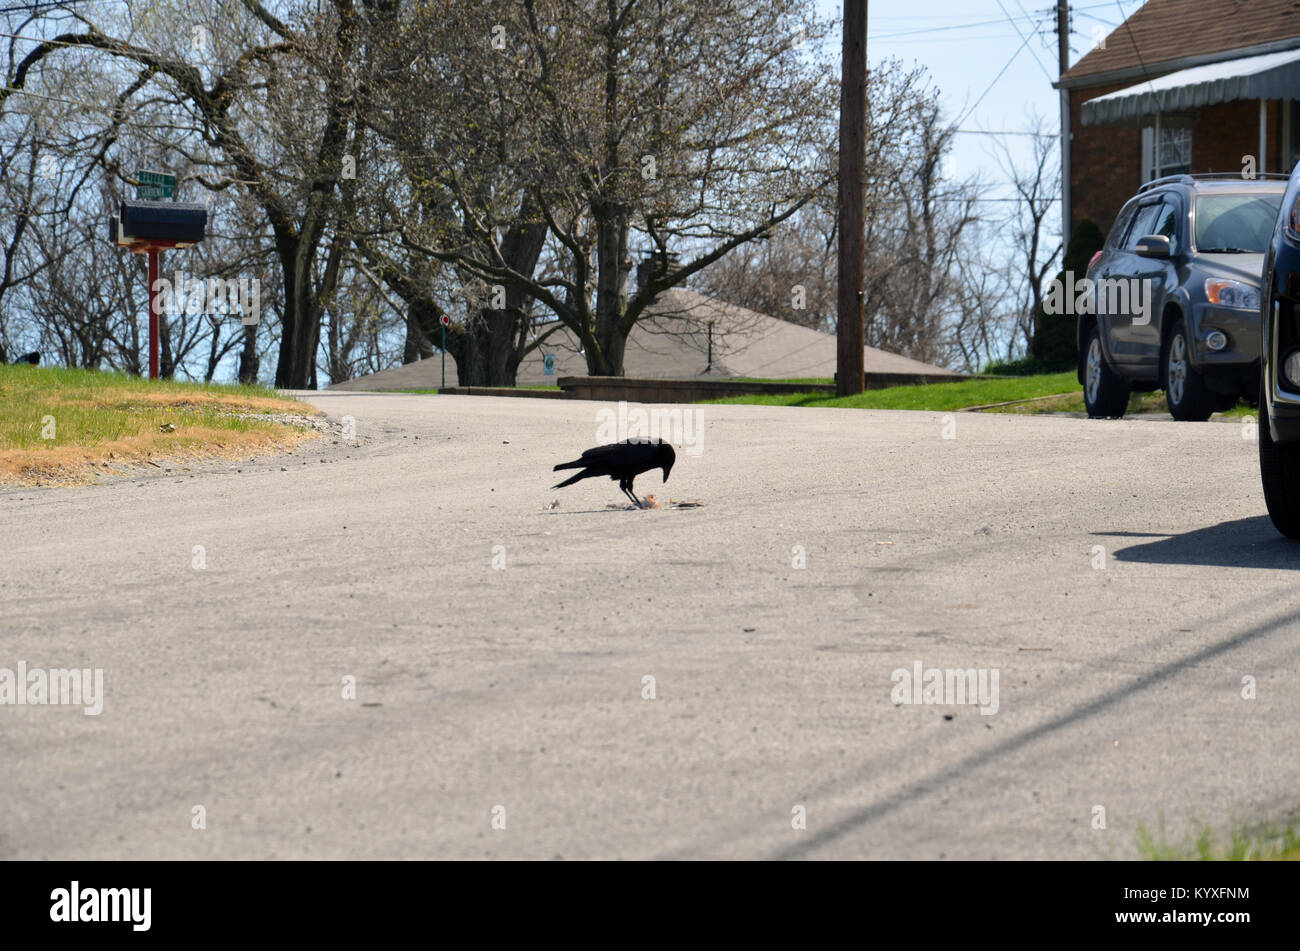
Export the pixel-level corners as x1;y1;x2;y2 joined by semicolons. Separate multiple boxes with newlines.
982;356;1051;377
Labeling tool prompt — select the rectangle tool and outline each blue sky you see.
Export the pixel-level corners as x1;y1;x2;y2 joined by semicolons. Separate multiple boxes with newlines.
815;0;1147;242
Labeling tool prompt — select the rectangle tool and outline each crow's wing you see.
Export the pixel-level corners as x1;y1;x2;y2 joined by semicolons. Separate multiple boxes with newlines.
577;440;660;467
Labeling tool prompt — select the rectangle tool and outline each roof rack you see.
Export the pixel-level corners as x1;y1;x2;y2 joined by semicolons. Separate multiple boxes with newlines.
1138;172;1290;193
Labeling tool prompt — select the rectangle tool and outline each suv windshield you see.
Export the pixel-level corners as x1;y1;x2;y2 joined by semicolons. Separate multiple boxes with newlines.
1194;192;1283;252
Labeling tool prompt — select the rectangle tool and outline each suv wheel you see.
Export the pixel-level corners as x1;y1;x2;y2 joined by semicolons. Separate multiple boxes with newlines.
1083;325;1129;418
1259;379;1300;539
1163;320;1214;421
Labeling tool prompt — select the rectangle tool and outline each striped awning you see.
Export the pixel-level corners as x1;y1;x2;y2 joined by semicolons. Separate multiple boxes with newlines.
1081;48;1300;125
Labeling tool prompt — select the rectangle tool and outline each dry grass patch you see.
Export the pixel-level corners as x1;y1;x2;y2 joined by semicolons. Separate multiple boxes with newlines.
0;364;321;486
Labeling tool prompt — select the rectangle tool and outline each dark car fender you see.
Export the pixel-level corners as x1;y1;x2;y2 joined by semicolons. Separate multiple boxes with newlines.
1161;284;1192;347
1262;238;1300;442
1075;262;1123;384
1075;312;1121;384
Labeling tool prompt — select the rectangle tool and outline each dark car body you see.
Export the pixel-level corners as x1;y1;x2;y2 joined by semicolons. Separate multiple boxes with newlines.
1260;168;1300;443
1257;162;1300;538
1077;175;1287;419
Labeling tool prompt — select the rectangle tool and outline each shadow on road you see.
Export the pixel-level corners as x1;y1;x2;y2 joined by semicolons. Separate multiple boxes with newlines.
1101;516;1300;569
762;601;1300;860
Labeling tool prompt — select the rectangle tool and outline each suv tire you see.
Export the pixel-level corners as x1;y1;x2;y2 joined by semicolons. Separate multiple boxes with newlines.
1259;379;1300;539
1163;319;1215;421
1083;324;1129;418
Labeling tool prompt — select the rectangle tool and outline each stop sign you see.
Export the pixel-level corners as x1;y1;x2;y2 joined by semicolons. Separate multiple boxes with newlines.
440;314;450;326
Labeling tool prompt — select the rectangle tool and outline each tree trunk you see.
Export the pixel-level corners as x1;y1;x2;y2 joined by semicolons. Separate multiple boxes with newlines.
457;314;489;385
403;298;438;364
479;308;517;385
497;216;547;384
590;206;631;375
273;239;320;389
237;324;260;384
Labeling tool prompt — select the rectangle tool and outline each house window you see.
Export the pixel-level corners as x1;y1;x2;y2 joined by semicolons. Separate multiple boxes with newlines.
1141;125;1192;182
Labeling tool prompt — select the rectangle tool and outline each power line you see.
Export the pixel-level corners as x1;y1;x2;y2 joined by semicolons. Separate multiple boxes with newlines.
871;12;1041;40
953;129;1058;137
1114;0;1157;94
953;21;1042;130
996;0;1056;84
1074;11;1118;28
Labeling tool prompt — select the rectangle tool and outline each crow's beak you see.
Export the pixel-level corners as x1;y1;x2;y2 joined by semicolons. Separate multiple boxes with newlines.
662;464;672;483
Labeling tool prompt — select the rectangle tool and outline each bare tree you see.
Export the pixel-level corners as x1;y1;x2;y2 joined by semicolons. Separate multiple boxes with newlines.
363;0;837;379
1;0;381;387
987;112;1063;360
692;205;837;332
699;67;985;369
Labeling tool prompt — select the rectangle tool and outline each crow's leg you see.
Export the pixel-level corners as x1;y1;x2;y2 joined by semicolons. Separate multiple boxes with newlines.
619;480;642;508
624;480;644;508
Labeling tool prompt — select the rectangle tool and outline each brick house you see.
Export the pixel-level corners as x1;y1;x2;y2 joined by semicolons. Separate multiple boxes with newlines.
1056;0;1300;239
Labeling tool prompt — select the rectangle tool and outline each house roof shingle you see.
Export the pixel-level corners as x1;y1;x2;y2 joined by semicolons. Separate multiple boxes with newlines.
512;288;959;384
1060;0;1300;88
328;288;960;391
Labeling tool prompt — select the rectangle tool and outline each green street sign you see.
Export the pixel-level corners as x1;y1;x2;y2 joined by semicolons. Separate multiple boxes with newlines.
137;169;176;201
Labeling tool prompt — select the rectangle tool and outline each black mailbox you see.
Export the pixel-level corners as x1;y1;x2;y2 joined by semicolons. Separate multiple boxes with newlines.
115;199;208;247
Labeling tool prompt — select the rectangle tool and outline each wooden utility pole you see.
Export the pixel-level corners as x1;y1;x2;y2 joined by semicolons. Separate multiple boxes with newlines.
836;0;867;396
1057;1;1071;243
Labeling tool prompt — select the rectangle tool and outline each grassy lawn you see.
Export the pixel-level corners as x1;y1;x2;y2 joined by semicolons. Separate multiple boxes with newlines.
1138;818;1300;860
706;372;1256;418
988;388;1255;418
703;371;1081;411
361;372;1258;419
0;364;319;486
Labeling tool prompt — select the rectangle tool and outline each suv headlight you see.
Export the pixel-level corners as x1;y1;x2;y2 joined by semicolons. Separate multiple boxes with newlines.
1204;278;1260;310
1288;193;1300;242
1283;349;1300;389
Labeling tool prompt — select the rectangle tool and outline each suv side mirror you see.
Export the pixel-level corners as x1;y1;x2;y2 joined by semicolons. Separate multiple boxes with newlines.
1135;234;1172;259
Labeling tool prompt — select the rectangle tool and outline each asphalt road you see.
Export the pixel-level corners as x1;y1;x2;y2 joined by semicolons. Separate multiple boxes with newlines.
3;393;1299;859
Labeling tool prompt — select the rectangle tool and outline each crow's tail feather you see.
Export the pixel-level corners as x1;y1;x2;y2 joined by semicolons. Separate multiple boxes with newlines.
553;459;583;472
552;469;591;489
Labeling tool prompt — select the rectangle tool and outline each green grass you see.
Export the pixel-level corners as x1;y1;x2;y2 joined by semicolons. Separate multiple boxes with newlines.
376;371;1258;419
1138;816;1300;860
989;387;1256;418
705;371;1257;418
703;371;1081;411
0;364;316;484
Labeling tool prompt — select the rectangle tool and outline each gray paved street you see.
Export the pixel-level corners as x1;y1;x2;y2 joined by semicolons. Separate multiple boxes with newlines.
3;393;1298;858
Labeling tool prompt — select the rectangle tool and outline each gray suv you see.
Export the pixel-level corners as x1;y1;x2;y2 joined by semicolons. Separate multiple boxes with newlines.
1078;174;1287;420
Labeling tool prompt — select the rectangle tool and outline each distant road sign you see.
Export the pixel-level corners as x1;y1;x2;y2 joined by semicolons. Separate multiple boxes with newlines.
137;169;176;201
543;353;555;376
440;314;451;327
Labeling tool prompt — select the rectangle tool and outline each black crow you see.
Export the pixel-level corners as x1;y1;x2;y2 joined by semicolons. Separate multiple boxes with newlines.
552;439;675;508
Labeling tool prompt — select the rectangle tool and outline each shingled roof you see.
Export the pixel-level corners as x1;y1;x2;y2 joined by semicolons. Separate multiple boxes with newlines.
513;288;958;385
1060;0;1300;88
329;288;960;391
